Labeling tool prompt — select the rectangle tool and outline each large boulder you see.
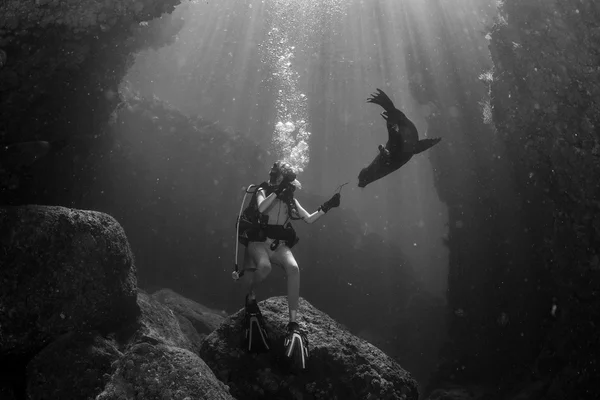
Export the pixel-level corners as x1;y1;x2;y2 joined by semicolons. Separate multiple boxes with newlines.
25;289;232;400
152;288;226;353
0;205;233;398
200;296;419;400
131;290;193;351
97;342;234;400
0;205;138;356
26;332;122;400
152;288;226;335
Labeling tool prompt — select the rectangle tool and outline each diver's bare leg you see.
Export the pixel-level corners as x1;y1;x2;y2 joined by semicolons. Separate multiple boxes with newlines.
242;242;272;300
272;245;300;323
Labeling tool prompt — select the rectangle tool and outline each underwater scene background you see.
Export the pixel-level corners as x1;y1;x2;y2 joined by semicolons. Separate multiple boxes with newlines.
1;0;598;399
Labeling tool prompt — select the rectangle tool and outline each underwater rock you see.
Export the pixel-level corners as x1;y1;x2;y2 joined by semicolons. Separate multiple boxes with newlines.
126;290;193;351
173;312;205;354
152;288;226;335
97;342;234;400
485;0;600;398
424;386;486;400
152;288;226;352
26;332;122;400
99;291;232;399
0;0;179;35
0;205;138;356
200;296;419;400
21;285;230;399
0;0;184;173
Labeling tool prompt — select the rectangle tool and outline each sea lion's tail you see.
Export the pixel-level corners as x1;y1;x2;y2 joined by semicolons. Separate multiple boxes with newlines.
414;138;442;154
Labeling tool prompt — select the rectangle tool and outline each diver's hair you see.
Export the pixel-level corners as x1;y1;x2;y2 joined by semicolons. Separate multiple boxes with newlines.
273;160;302;189
290;179;302;190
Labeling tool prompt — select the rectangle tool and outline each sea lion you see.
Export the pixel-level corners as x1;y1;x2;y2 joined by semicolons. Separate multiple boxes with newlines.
358;88;441;188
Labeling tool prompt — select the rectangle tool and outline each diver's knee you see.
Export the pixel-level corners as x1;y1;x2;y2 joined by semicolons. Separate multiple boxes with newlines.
256;261;272;277
286;263;299;277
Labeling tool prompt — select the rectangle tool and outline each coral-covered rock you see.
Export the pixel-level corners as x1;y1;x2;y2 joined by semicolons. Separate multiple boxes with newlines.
127;290;193;351
24;288;230;399
26;332;122;400
0;205;138;356
152;288;226;353
97;343;234;400
200;296;419;400
152;288;226;335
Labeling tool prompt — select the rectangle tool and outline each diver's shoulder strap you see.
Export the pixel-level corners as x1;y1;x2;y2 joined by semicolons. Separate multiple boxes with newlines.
257;181;273;196
244;181;271;210
246;181;269;197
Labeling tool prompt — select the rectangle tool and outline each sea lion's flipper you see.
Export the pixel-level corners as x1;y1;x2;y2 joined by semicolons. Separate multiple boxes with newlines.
368;89;409;144
414;138;442;155
367;88;397;113
378;144;391;164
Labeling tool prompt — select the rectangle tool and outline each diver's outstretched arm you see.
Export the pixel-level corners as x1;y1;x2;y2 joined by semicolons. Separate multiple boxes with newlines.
293;199;325;224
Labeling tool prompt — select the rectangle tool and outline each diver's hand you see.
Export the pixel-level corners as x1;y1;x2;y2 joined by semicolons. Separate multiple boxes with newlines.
274;178;292;197
273;179;289;196
278;186;294;200
319;193;340;213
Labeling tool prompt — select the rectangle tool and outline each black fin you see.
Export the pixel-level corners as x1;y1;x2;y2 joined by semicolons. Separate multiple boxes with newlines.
243;298;271;353
414;138;442;154
284;322;309;371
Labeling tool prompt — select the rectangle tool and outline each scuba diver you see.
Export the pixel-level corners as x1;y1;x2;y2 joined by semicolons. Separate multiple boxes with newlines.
235;161;341;371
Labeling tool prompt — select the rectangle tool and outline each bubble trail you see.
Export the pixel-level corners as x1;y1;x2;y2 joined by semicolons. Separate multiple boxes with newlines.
260;0;345;174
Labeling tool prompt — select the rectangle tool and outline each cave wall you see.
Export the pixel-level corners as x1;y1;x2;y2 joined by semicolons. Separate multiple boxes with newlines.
391;0;546;388
489;0;600;397
0;0;184;204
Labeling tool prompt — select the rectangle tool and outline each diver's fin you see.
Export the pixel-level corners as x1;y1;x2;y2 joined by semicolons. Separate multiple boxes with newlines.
284;322;309;371
414;138;442;155
243;296;271;353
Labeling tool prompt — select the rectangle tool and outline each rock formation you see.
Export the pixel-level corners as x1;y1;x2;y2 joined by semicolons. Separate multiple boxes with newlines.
1;204;422;399
420;0;600;398
0;205;138;357
0;0;185;203
0;205;232;399
486;0;600;398
201;296;419;400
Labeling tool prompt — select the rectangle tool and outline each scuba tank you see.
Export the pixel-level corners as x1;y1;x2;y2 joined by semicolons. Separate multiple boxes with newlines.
233;183;268;280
